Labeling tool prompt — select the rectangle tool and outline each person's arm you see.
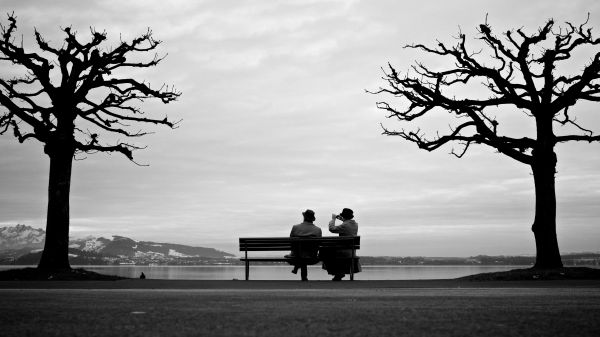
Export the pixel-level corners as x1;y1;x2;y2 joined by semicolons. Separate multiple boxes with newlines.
329;214;341;233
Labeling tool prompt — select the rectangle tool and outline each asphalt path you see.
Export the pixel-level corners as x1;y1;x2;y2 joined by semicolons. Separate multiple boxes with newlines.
2;280;600;337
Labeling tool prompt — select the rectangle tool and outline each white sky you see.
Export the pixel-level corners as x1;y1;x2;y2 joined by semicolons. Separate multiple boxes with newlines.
1;0;599;256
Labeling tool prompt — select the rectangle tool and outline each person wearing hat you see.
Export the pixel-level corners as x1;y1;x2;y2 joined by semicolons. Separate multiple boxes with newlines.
285;209;322;281
322;208;362;281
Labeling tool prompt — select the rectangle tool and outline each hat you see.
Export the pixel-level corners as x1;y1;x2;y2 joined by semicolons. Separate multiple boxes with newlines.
302;209;316;221
339;208;354;220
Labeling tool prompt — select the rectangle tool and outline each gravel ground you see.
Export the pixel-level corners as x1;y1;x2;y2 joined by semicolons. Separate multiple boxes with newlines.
2;284;600;337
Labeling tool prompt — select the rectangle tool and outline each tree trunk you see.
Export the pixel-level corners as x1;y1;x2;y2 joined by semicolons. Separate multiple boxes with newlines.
530;117;563;269
37;140;75;271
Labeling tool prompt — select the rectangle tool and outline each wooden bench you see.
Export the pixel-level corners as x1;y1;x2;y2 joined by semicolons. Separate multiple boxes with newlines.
239;236;360;280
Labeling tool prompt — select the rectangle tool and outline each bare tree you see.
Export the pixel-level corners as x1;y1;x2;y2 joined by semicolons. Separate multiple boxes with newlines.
372;16;600;269
0;14;181;270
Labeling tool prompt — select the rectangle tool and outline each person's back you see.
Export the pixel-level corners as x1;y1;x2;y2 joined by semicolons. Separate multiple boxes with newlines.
328;219;358;237
290;212;322;258
291;222;322;237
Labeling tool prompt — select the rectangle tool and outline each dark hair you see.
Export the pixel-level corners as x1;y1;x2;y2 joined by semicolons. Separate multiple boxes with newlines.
340;208;354;220
303;209;316;222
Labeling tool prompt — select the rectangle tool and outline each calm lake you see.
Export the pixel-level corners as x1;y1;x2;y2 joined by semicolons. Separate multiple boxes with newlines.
1;265;534;280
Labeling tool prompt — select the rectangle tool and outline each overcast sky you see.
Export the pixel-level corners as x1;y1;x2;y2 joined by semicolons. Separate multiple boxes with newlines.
1;0;599;256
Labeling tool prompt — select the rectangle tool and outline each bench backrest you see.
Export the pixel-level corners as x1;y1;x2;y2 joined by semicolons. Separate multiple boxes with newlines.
239;236;360;251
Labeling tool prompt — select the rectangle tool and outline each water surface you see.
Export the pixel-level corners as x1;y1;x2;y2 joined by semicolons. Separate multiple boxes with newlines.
65;265;532;280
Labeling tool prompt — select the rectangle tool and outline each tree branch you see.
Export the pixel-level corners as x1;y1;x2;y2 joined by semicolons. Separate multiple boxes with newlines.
372;16;600;165
0;13;181;163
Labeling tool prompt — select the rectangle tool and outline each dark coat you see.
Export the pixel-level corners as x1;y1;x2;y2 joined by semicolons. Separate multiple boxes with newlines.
322;219;361;275
289;222;322;260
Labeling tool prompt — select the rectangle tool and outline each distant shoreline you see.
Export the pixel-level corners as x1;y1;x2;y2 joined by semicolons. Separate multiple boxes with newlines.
0;264;542;267
1;263;599;267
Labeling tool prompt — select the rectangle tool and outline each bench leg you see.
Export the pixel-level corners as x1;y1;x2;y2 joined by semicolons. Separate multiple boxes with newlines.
245;260;249;280
350;250;355;281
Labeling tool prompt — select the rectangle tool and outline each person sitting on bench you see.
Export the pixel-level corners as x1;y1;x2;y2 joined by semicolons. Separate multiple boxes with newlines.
321;208;362;281
284;209;322;281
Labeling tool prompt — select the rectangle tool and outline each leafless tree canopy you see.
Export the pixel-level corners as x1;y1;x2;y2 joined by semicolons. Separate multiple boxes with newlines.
372;15;600;164
0;13;181;162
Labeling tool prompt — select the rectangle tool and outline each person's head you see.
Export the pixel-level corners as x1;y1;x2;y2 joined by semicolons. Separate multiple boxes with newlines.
339;208;354;220
302;209;316;222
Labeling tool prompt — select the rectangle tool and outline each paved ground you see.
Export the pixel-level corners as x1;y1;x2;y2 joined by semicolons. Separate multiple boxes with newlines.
2;280;600;337
2;278;599;289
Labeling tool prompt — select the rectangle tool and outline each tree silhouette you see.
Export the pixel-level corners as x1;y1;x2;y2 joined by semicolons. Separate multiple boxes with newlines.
372;16;600;269
0;14;181;271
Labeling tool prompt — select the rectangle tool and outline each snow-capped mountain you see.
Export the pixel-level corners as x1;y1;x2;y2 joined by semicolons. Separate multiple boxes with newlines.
0;225;45;250
0;225;234;259
69;235;234;258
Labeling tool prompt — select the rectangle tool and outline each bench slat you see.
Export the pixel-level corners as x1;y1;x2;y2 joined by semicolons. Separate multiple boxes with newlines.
240;244;359;249
240;258;292;262
240;246;292;252
240;257;360;261
240;237;359;246
240;237;359;241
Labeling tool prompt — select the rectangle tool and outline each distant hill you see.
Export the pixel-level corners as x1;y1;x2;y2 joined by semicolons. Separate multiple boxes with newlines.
0;225;235;265
69;235;235;259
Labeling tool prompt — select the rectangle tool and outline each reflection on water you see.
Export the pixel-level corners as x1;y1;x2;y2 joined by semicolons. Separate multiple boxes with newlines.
58;265;531;280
